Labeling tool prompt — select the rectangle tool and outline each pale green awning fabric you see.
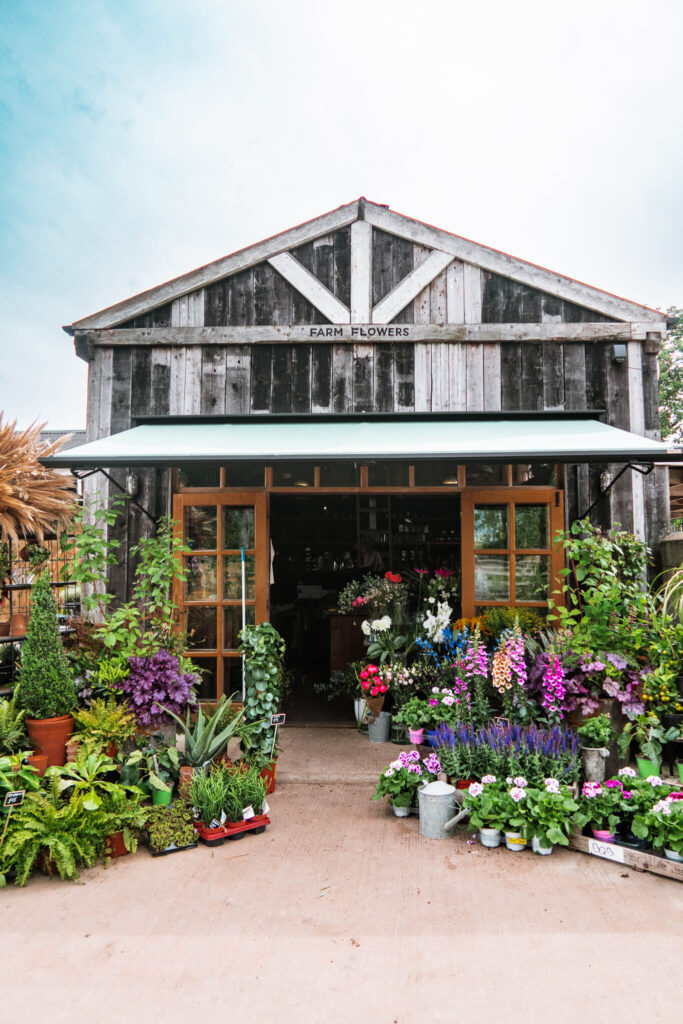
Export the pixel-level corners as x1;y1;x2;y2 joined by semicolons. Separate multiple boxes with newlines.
42;417;680;468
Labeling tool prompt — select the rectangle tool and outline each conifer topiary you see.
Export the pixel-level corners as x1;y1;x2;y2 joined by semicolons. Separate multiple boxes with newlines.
15;571;76;718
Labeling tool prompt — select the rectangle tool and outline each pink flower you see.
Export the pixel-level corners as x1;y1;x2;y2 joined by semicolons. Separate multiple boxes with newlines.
468;782;483;797
509;787;526;803
370;686;379;696
379;684;387;694
482;774;497;784
646;776;663;787
618;766;637;778
429;698;438;707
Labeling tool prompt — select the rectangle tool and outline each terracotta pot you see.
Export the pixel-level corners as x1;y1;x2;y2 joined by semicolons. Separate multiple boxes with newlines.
26;715;74;768
104;741;117;759
10;614;27;637
27;752;49;777
178;764;195;799
105;831;129;858
0;621;10;637
260;759;277;795
38;850;59;876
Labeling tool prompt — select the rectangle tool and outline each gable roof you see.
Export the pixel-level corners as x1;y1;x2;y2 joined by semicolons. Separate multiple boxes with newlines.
65;197;664;331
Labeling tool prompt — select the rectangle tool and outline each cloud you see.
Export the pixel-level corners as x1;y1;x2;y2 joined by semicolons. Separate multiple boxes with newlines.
1;0;682;426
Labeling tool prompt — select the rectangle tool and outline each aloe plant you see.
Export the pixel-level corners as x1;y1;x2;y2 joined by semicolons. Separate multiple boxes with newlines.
162;694;245;767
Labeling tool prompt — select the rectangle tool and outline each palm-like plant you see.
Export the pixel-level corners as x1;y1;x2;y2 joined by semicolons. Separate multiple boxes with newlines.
162;694;245;767
0;415;76;542
48;748;141;810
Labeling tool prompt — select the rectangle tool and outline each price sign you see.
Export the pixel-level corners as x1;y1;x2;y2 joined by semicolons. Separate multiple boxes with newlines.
3;790;25;808
271;713;286;726
242;804;255;820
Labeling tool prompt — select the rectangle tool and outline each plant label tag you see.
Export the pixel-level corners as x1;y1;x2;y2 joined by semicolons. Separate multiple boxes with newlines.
242;804;255;820
263;799;270;814
220;810;227;825
209;818;222;829
271;713;286;726
588;838;625;863
492;717;510;729
3;790;25;808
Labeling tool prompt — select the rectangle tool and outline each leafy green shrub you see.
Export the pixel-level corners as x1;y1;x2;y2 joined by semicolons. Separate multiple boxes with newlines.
48;748;141;810
480;606;544;640
73;697;137;751
14;571;77;718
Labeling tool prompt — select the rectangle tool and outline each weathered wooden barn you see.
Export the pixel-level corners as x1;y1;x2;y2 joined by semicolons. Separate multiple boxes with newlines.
53;198;676;701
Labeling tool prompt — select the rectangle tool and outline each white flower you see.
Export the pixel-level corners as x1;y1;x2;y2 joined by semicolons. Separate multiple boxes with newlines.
618;766;637;778
481;774;497;784
389;759;403;771
646;776;663;787
384;767;395;777
468;782;483;797
422;601;452;643
370;615;392;633
653;798;672;815
361;620;371;636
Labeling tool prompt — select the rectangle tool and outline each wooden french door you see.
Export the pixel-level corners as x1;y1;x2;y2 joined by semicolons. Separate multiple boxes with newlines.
173;491;268;700
460;488;565;617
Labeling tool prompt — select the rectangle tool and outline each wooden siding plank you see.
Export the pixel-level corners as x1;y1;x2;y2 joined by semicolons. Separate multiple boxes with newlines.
542;344;565;410
431;268;448;325
352;343;374;412
110;348;132;433
393;343;415;411
149;348;171;417
168;347;186;415
520;343;543;410
374;343;395;412
642;351;660;438
333;228;351;308
131;349;152;419
501;344;522;410
563;344;587;410
483;343;502;411
96;348;114;439
372;250;453;324
414;344;432;411
311;344;333;413
86;349;101;441
463;264;482;323
291;345;312;413
200;346;226;415
250;345;272;412
446;261;465;321
448;343;467;411
431;344;450;411
226;346;250;413
332;344;354;412
465;344;484;410
607;344;633;532
350;221;373;323
183;347;203;415
270;346;293;412
268;252;348;324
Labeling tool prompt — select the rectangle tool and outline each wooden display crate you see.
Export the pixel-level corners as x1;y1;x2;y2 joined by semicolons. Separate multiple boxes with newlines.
569;832;683;883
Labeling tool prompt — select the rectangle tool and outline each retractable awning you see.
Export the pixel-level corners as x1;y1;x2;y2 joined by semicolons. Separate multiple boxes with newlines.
42;414;682;468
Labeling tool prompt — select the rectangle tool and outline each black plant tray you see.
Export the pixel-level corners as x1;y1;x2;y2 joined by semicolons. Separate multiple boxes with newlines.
145;831;198;857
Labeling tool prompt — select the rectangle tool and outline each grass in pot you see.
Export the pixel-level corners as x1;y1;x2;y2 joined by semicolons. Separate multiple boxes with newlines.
162;693;245;797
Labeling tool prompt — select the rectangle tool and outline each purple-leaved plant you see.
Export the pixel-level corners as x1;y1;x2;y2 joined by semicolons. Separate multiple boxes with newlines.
121;649;198;728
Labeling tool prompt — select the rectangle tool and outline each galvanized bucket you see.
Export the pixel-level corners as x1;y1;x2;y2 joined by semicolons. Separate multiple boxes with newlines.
417;781;457;839
368;711;392;743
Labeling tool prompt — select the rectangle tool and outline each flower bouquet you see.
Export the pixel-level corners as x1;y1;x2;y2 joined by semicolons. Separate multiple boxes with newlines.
357;663;387;718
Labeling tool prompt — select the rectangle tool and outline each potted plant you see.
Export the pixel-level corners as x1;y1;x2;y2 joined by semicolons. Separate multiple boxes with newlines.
239;622;286;789
13;571;77;766
99;787;148;859
576;714;615;782
499;779;530;850
0;752;41;809
189;765;232;841
118;648;198;731
47;748;142;810
162;694;245;797
24;543;50;570
222;763;269;835
72;696;137;758
575;779;626;842
632;794;683;862
0;777;110;885
611;768;667;848
145;800;197;855
393;696;429;744
121;742;180;805
524;778;579;854
372;750;435;817
463;776;507;847
617;712;680;777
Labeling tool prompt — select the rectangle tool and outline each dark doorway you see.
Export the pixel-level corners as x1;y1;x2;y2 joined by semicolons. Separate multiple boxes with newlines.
270;492;461;723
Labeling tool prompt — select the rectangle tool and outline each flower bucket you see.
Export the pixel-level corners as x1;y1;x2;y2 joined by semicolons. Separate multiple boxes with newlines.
392;803;411;818
408;727;424;745
677;762;683;785
353;698;366;724
531;836;554;856
664;848;683;863
581;746;609;783
504;831;527;851
636;756;660;779
591;828;615;844
368;711;392;743
478;828;501;848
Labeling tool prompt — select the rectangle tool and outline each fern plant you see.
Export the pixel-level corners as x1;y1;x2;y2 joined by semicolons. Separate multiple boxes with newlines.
0;697;27;754
99;788;148;856
73;697;137;751
0;778;109;886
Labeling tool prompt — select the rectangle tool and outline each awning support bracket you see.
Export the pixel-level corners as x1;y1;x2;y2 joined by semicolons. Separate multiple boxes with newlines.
579;462;654;520
72;468;157;523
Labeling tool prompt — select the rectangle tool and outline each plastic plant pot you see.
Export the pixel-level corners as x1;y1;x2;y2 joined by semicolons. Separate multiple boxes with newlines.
636;756;660;779
151;788;173;806
591;828;616;843
408;727;424;745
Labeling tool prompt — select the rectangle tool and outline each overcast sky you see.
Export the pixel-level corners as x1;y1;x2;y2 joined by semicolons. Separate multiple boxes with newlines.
2;0;682;429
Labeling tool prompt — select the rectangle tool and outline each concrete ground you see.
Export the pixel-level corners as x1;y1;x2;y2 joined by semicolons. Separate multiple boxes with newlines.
2;726;682;1023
